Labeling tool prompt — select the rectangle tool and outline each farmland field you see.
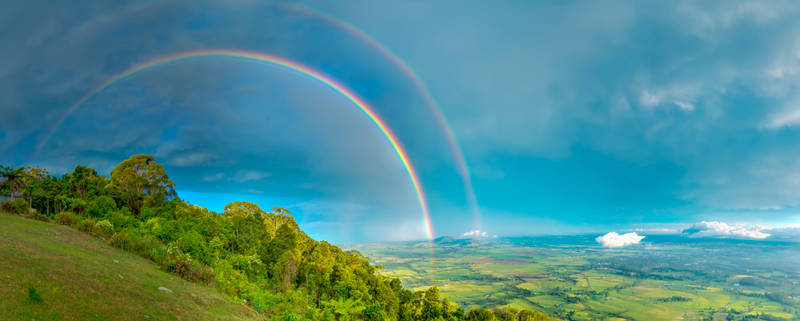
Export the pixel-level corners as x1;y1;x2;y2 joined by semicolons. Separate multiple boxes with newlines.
354;236;800;321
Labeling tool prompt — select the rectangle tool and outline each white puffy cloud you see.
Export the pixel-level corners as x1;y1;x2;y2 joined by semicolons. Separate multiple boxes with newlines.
596;232;645;248
682;221;771;239
462;230;488;238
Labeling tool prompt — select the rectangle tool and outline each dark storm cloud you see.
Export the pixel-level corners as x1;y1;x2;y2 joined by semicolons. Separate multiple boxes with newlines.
301;0;800;222
6;0;800;240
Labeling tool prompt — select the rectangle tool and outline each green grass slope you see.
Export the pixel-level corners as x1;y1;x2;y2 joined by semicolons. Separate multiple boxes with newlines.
0;213;259;321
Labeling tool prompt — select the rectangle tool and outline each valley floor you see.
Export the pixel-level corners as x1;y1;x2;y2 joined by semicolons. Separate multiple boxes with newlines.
355;236;800;321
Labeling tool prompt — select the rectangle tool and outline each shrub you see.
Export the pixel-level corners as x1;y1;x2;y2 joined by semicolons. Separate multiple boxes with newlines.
109;208;135;230
77;218;97;234
61;197;88;214
178;230;210;264
26;208;50;222
189;263;216;284
1;199;27;215
136;234;164;261
28;285;42;303
161;242;213;282
276;311;304;321
55;211;78;226
109;231;134;251
88;196;116;218
95;220;114;236
140;206;157;220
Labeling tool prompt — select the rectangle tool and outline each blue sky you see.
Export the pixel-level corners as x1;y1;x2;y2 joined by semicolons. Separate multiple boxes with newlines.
3;0;800;242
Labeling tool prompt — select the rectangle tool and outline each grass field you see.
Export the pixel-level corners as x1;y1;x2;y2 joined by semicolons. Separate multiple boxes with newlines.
0;213;259;321
355;236;800;321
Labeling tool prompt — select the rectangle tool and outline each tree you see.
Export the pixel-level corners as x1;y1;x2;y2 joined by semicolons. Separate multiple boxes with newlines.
22;166;49;209
518;310;552;321
1;165;26;197
223;201;269;252
264;207;298;238
65;165;106;200
422;287;444;320
223;201;266;218
88;195;117;218
107;154;176;215
467;309;496;321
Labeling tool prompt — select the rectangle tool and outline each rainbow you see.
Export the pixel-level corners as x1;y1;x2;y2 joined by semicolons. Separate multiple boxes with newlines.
276;3;482;230
32;49;434;240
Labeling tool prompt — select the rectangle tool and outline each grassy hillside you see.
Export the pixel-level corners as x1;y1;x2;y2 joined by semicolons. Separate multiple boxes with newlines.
0;212;259;321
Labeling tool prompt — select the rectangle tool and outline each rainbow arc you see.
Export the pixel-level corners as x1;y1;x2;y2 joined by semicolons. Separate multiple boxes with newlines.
33;49;435;240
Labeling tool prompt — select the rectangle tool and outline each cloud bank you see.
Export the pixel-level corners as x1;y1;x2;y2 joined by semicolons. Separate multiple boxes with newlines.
596;232;645;248
682;221;771;239
764;225;800;241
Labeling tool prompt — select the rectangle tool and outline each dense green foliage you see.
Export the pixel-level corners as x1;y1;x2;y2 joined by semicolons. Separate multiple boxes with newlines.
1;155;557;321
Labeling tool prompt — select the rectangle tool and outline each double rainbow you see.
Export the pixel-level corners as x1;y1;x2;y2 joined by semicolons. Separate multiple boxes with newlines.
276;2;482;231
33;49;434;240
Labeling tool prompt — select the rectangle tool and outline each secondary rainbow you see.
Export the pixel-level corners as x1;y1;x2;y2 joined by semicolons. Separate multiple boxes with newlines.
275;3;483;230
33;49;434;240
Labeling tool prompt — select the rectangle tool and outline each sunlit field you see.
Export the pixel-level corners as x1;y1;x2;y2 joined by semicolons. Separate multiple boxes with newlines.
356;236;800;321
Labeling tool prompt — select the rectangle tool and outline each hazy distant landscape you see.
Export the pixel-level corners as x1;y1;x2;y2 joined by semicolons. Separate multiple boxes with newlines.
357;236;800;320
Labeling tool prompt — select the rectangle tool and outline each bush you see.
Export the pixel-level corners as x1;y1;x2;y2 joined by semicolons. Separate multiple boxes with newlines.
190;264;216;284
276;311;305;321
1;199;27;215
95;220;114;236
136;234;164;261
140;206;157;220
28;285;42;303
88;196;116;218
55;211;78;226
77;218;97;234
109;231;134;251
165;242;194;277
178;230;210;264
109;208;135;230
26;208;50;222
61;197;88;214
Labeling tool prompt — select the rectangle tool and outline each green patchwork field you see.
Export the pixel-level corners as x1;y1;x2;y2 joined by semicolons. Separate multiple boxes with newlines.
354;236;800;321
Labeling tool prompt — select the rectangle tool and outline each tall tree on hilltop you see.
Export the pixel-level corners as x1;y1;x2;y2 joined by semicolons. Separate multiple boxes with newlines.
223;201;267;218
264;206;297;238
223;201;268;252
107;154;176;215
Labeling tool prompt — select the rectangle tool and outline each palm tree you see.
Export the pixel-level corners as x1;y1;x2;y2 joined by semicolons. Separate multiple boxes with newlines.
0;165;27;198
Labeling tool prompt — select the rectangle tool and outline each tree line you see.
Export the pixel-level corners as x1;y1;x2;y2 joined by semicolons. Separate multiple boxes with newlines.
0;154;557;321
